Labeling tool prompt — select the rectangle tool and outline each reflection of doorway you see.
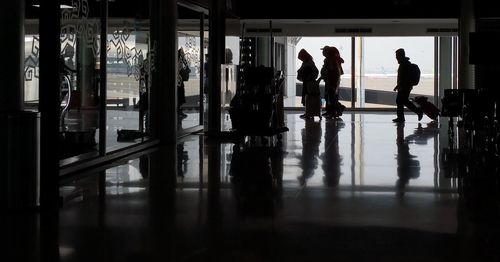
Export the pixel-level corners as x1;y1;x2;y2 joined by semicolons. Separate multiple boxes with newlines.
178;31;202;130
177;4;207;133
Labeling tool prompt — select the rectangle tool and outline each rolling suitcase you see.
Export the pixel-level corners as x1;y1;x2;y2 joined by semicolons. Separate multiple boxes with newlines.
305;94;322;119
414;96;440;120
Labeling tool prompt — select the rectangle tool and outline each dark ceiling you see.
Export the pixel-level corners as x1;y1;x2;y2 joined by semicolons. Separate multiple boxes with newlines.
232;0;461;20
25;0;500;20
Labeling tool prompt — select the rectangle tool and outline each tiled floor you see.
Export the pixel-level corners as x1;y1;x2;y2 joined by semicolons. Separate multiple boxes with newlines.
6;112;500;261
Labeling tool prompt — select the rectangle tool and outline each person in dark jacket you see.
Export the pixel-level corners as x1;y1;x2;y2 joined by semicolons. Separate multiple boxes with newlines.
393;48;423;122
318;46;345;119
178;48;189;118
297;49;319;118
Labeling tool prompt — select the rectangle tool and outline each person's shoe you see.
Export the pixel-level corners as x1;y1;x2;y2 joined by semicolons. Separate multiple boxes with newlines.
299;114;307;119
392;118;405;123
321;112;329;116
417;111;423;121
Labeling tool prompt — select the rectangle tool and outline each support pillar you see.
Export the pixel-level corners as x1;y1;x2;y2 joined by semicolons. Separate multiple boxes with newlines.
39;0;61;210
0;0;41;210
150;0;177;144
438;37;453;109
207;0;226;134
0;0;24;112
458;0;475;90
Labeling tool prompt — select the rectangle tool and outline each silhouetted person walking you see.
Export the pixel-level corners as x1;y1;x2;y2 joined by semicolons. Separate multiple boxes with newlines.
393;48;423;123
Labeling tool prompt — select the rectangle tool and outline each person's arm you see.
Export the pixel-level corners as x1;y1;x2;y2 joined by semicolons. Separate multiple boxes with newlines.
394;65;401;91
317;66;326;83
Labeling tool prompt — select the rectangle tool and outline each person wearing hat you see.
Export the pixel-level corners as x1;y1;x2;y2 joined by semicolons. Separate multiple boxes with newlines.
318;46;344;118
392;48;423;122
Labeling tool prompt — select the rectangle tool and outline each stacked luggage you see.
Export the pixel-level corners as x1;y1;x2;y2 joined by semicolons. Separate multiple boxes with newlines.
229;66;289;139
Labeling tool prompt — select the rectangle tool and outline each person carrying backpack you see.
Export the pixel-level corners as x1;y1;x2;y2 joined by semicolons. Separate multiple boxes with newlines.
392;48;423;123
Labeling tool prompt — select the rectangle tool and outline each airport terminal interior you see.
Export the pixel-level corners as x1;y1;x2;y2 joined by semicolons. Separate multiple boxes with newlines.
2;0;500;261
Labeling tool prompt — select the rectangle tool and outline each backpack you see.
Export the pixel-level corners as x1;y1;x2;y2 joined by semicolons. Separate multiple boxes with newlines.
409;63;420;86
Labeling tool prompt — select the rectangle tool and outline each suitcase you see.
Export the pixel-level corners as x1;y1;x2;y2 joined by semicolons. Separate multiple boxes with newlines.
414;96;440;120
305;94;322;119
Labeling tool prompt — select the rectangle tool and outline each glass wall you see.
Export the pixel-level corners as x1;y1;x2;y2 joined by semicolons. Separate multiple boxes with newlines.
24;34;40;110
203;19;209;128
24;6;40;111
177;4;211;131
288;36;436;109
106;23;150;152
59;0;102;159
294;37;353;108
221;36;239;131
360;37;435;108
178;31;202;130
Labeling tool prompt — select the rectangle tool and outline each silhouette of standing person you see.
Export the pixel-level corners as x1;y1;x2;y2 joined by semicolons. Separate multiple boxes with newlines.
178;48;189;119
392;48;423;123
297;49;319;119
318;46;345;119
139;56;149;133
203;54;209;95
225;48;233;64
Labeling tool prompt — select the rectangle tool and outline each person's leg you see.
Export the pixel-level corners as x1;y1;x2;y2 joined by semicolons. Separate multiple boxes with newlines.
331;87;341;117
325;86;335;116
403;97;423;120
300;82;307;118
394;89;406;121
401;89;423;120
322;86;330;116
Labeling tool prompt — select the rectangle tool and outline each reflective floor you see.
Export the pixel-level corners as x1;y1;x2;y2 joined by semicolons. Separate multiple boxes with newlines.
6;112;500;261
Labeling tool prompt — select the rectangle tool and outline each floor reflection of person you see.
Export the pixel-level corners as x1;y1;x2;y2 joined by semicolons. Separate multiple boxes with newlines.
177;142;188;181
298;119;322;186
404;122;440;145
321;119;345;187
395;123;421;197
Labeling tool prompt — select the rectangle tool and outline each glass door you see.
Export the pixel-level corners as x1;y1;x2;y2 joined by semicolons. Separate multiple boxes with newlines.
59;0;102;160
106;18;151;152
